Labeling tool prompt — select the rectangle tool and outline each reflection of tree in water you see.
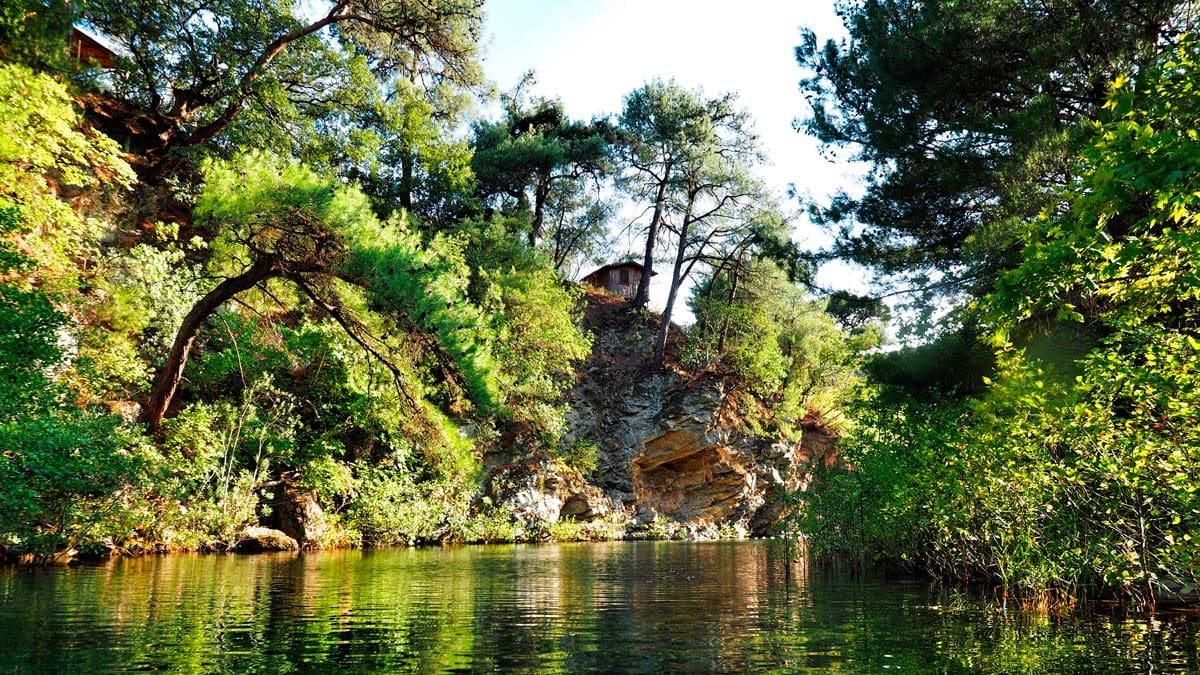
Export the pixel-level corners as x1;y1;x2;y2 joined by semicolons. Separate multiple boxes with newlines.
0;542;1198;671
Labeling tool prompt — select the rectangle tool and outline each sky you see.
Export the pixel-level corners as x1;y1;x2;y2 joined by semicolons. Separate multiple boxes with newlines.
477;0;869;309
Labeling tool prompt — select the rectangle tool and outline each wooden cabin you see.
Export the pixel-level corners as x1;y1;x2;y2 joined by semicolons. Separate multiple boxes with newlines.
71;27;117;69
582;262;652;300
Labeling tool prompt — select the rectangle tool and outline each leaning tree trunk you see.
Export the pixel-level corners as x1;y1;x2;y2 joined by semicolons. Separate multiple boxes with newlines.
654;216;692;368
141;257;281;430
716;258;742;355
634;167;671;308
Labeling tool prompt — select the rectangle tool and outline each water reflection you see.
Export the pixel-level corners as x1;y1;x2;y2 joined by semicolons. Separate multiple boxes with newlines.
0;541;1197;672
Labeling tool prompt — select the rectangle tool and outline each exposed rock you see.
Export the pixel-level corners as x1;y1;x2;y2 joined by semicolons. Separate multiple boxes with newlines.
750;416;838;536
546;290;830;537
260;478;330;549
484;459;561;527
556;472;613;521
235;527;298;552
484;458;618;528
480;291;835;537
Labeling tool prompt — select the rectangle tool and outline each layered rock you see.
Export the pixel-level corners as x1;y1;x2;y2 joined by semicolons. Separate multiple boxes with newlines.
491;290;835;538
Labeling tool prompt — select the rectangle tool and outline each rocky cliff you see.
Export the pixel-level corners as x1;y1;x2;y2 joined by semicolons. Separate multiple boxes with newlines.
486;290;836;539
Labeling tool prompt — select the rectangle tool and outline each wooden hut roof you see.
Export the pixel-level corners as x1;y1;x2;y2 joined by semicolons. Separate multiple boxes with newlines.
70;26;124;69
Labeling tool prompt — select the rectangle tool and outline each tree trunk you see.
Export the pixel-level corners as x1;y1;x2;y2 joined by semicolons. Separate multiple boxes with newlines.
634;164;671;308
399;146;414;211
141;257;281;430
530;170;550;246
654;215;691;368
716;259;741;355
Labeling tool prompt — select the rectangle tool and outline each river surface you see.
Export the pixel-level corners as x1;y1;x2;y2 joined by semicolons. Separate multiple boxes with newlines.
1;540;1198;672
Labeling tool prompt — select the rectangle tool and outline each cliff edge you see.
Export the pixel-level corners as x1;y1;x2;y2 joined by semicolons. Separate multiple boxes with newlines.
486;289;837;539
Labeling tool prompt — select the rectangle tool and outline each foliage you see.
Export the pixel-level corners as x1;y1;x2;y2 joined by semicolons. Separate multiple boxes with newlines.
0;65;145;561
79;0;485;173
543;182;615;275
686;260;873;434
863;326;994;398
0;204;144;560
472;82;613;245
348;78;477;226
797;0;1195;298
0;0;75;72
443;214;593;445
645;515;687;541
557;439;600;477
347;463;471;546
153;378;297;549
0;62;134;282
805;41;1200;606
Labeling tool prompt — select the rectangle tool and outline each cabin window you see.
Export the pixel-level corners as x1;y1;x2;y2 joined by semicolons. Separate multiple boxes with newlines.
619;269;630;284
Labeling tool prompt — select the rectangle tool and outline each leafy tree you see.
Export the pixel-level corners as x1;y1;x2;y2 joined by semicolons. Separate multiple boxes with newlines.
472;82;612;245
0;62;135;275
621;82;762;366
143;152;491;432
78;0;484;177
618;80;720;308
348;78;477;226
142;153;369;427
863;326;994;397
805;39;1200;606
797;0;1196;298
145;152;589;450
446;215;593;446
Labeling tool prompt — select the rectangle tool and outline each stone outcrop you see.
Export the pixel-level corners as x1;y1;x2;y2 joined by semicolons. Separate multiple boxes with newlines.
492;290;835;538
235;527;299;552
260;477;330;549
484;459;616;528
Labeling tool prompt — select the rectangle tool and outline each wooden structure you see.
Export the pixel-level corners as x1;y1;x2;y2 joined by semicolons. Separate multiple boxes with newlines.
71;27;117;69
582;262;652;300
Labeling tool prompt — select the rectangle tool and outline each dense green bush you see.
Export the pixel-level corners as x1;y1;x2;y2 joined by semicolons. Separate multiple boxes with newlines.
685;260;876;436
0;66;145;560
802;41;1200;607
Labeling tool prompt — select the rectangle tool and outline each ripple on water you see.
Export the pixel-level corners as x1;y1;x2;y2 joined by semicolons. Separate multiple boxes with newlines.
0;541;1198;672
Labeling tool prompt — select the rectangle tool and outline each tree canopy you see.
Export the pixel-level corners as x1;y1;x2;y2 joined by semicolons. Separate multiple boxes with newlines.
797;0;1197;298
76;0;484;178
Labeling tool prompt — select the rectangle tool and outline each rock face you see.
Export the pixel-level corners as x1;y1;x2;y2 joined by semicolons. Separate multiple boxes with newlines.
490;290;835;538
573;367;814;537
485;458;616;528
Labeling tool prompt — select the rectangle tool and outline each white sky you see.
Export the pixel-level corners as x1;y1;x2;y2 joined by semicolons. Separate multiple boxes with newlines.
479;0;869;309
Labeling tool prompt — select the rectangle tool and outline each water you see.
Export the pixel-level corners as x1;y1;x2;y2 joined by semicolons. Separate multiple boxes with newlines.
1;540;1197;672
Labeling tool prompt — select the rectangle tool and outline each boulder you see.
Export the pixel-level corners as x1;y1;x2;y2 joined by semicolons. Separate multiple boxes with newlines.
235;527;298;553
261;479;330;549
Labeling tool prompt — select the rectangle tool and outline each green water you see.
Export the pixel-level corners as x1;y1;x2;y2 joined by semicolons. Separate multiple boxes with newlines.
0;540;1197;672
